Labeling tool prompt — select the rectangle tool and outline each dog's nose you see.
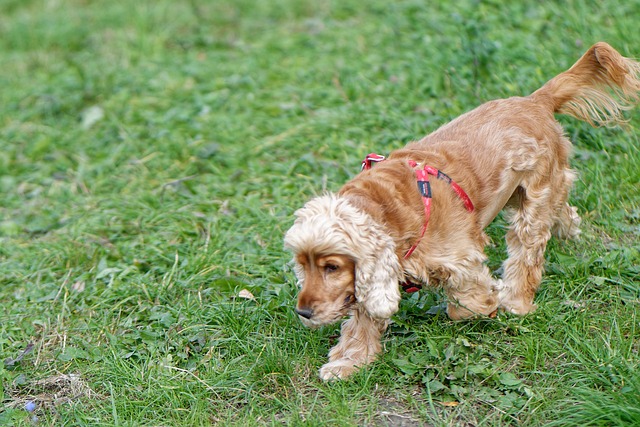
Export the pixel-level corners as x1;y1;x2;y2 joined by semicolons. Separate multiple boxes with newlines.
295;307;314;319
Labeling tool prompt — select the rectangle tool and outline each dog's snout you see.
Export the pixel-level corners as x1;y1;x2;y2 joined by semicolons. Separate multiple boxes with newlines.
295;307;314;319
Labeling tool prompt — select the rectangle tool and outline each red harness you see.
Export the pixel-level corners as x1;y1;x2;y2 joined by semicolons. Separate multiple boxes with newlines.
361;153;475;292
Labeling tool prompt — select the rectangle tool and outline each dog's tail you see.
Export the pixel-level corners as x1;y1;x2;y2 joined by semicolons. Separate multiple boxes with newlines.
531;42;640;126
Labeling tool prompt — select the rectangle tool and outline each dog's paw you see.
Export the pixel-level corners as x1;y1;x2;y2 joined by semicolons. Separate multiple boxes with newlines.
319;359;360;381
497;281;538;315
500;301;537;316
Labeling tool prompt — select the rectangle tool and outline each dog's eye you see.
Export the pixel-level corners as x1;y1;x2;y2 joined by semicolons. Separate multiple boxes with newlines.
324;264;339;273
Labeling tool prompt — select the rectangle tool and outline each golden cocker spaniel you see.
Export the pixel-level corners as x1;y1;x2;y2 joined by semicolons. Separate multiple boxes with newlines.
284;42;640;380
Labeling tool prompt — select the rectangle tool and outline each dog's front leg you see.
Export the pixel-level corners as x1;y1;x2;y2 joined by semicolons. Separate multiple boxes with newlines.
319;308;388;380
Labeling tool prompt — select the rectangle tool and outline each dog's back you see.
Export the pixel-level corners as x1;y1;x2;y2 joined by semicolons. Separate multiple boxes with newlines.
402;42;640;227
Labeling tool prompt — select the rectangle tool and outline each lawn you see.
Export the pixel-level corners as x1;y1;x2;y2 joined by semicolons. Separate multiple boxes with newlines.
1;0;639;425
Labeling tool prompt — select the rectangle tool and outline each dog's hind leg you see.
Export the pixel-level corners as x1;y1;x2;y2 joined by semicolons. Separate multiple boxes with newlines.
551;170;581;240
499;177;560;315
318;309;388;380
501;163;581;314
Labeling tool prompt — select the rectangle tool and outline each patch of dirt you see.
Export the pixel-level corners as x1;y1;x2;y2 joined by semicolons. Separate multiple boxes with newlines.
5;373;99;410
372;396;431;427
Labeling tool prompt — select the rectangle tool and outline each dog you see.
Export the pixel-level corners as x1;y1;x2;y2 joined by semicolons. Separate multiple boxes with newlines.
284;42;640;380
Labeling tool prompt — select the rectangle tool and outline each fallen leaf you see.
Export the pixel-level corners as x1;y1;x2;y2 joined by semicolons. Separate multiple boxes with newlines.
72;281;85;293
81;105;104;130
238;289;255;300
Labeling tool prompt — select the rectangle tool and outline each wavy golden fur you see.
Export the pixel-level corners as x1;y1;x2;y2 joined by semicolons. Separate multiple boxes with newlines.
284;42;640;380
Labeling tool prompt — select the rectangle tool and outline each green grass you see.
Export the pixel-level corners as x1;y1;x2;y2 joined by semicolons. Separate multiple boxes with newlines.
1;0;639;425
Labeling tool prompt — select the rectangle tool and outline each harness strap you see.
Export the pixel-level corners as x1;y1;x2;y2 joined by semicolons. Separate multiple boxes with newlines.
401;279;423;293
361;153;474;261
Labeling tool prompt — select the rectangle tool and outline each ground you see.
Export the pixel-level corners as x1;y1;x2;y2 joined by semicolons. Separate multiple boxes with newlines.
1;0;639;425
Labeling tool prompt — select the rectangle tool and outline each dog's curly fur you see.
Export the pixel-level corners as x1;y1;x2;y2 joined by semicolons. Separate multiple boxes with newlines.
284;42;640;380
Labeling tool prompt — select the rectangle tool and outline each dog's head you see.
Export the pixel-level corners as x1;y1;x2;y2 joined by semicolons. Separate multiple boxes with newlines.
284;194;402;327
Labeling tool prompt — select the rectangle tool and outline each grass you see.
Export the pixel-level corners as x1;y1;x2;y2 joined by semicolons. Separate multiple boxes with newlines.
1;0;639;425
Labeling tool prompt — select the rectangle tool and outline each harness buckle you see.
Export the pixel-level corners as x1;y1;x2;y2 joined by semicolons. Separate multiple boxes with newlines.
361;153;386;170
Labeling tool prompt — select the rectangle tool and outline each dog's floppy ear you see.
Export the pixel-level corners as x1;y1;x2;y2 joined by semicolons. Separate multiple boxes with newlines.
284;194;402;319
352;226;402;320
